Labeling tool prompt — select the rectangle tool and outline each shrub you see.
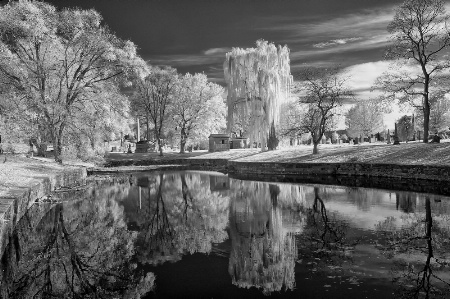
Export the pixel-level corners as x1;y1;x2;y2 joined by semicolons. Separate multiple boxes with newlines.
4;142;15;154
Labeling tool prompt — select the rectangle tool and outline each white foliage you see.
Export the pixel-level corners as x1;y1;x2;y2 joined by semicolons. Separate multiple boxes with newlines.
224;40;292;149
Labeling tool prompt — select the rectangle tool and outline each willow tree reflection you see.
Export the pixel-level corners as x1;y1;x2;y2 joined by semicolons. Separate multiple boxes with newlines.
130;172;230;265
228;181;305;295
376;196;450;298
0;182;154;299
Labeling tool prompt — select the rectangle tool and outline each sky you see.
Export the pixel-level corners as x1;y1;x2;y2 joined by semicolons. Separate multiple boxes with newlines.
45;0;450;127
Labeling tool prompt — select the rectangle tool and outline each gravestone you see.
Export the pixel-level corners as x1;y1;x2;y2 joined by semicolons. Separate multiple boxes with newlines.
393;123;400;145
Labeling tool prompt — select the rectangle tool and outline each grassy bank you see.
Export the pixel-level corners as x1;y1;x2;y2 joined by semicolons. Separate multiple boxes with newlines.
105;142;450;166
0;155;91;198
233;142;450;165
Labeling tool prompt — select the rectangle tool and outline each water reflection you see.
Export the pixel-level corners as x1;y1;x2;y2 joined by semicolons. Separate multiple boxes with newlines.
1;171;450;298
228;181;305;295
297;187;354;266
376;195;450;298
0;180;153;299
123;172;229;265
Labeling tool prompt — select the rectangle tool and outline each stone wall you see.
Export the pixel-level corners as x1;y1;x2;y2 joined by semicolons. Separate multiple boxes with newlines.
227;161;450;182
0;167;87;256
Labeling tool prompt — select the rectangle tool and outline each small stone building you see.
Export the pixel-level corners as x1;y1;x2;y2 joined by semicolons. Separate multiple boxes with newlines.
230;137;249;149
208;134;230;152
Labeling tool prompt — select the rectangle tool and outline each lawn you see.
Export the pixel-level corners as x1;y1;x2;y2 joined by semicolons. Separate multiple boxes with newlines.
106;141;450;166
233;141;450;165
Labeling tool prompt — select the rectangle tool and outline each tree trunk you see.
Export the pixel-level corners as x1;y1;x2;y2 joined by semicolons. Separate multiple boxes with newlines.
53;134;64;164
179;126;186;154
267;121;278;151
146;114;150;141
89;136;95;150
423;101;430;143
313;142;319;154
31;138;46;157
51;124;65;164
157;137;163;156
423;76;430;143
52;137;63;164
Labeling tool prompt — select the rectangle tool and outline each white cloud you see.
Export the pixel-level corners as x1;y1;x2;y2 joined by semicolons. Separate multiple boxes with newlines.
203;47;231;55
258;5;396;65
313;37;364;48
343;60;391;99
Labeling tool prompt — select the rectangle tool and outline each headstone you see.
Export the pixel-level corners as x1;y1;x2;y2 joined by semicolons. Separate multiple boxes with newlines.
393;123;400;145
431;134;441;143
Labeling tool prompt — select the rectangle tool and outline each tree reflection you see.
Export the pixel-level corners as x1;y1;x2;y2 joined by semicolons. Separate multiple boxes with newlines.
228;181;304;295
0;182;154;299
298;187;352;264
137;173;179;265
131;172;230;265
395;192;416;213
376;197;450;298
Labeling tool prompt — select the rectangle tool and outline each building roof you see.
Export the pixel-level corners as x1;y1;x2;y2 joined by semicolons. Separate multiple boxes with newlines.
208;134;230;138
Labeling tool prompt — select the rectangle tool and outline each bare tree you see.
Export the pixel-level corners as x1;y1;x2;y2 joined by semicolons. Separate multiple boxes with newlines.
376;0;450;143
292;67;353;154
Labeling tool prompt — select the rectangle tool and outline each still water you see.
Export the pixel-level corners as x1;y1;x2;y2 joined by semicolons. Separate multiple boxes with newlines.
1;171;449;298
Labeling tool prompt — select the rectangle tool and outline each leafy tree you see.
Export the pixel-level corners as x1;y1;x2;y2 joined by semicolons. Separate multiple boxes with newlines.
279;101;304;145
345;100;384;139
171;73;226;153
375;0;450;143
64;84;132;160
131;66;178;156
0;1;144;163
293;67;353;154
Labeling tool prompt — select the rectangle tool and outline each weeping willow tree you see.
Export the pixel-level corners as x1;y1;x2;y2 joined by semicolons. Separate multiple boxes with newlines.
224;40;292;151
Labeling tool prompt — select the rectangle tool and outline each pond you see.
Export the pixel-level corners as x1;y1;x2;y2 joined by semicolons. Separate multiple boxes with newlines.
1;171;450;298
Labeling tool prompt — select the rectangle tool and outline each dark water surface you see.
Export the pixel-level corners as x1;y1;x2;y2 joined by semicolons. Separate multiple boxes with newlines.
1;171;450;298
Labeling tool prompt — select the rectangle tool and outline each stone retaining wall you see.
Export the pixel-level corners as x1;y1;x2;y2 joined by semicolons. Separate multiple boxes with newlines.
104;158;450;182
103;158;229;171
0;167;87;256
227;161;450;181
